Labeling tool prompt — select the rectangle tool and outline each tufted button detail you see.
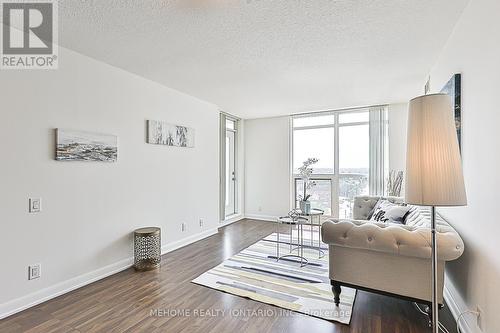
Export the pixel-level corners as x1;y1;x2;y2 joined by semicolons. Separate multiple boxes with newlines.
321;202;464;261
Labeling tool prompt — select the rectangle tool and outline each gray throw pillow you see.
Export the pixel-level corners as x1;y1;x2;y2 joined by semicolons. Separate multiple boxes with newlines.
369;200;410;225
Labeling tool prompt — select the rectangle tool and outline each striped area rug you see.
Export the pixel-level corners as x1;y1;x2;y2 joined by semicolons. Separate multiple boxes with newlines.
192;233;356;324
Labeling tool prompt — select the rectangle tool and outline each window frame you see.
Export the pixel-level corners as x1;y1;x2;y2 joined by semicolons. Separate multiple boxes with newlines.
291;109;370;218
220;114;240;221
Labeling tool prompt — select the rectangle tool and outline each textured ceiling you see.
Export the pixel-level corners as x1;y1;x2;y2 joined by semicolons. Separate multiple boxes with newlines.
58;0;469;118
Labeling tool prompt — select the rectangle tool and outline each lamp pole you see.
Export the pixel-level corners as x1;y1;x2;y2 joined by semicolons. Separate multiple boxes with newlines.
405;93;467;333
431;206;438;333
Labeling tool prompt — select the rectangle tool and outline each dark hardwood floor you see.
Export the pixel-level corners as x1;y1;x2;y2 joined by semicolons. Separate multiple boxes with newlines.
0;219;458;333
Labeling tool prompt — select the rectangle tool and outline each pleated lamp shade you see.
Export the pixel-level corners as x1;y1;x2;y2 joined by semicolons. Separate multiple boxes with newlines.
405;93;467;206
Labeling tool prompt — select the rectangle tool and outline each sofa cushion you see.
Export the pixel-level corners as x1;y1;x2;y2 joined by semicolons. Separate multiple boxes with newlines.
369;200;410;225
353;196;404;220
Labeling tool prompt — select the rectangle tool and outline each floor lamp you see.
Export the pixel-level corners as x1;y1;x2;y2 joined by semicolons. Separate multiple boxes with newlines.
405;93;467;333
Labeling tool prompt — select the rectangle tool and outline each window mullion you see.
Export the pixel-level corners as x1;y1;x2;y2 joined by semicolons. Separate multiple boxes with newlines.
338;121;369;127
293;124;335;131
333;114;340;218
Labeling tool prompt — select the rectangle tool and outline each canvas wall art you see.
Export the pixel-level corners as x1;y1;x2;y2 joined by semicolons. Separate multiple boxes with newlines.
56;129;118;162
440;73;462;151
147;120;195;148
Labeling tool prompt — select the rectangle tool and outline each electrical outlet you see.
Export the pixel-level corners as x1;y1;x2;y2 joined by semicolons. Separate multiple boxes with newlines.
199;218;204;227
181;222;187;232
28;264;41;280
29;198;42;213
258;206;262;212
477;305;483;331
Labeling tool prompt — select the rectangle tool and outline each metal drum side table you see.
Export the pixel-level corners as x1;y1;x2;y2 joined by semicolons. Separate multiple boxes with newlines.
134;227;161;271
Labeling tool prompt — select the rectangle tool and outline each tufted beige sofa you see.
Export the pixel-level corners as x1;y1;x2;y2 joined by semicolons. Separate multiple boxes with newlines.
321;195;464;307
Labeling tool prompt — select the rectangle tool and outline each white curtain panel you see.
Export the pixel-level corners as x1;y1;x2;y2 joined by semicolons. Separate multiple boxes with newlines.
369;106;389;196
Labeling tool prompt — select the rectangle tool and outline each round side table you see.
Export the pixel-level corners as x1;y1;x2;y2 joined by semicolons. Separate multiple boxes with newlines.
276;212;309;267
134;227;161;271
297;208;325;258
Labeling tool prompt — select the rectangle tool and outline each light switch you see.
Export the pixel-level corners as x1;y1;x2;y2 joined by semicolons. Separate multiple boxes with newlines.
29;198;41;213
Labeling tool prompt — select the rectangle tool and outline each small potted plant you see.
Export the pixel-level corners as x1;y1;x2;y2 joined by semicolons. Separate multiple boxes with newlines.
298;158;319;214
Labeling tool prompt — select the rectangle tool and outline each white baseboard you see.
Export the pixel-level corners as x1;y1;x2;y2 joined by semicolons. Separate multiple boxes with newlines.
161;228;218;253
0;228;218;320
443;282;475;333
0;257;133;320
219;214;245;227
244;214;278;222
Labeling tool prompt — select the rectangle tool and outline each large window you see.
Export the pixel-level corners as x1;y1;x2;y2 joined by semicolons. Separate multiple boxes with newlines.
292;109;372;218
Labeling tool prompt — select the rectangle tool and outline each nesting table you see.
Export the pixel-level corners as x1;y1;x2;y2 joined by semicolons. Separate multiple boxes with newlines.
276;208;324;267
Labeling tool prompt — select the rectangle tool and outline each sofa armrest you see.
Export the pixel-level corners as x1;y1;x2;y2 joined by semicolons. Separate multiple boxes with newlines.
321;219;464;261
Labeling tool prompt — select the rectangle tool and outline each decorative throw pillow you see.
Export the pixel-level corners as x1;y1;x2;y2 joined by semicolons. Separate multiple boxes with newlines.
369;200;410;225
366;199;380;219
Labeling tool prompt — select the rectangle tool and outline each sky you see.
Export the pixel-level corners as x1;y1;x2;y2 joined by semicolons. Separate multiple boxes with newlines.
293;122;369;173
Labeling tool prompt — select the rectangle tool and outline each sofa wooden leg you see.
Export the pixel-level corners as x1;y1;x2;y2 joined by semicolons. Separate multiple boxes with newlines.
332;282;341;306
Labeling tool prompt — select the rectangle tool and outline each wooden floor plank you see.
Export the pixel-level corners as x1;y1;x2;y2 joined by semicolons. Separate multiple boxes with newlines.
1;219;457;333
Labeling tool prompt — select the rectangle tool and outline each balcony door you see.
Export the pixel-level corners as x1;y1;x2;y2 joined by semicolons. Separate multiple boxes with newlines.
225;126;236;216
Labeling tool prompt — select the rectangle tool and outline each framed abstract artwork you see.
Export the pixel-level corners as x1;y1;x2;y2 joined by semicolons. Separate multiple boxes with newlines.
147;120;195;148
440;73;462;151
56;129;118;162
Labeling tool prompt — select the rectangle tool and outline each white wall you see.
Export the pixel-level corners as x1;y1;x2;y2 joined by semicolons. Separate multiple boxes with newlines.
0;46;220;318
428;0;500;332
244;117;290;219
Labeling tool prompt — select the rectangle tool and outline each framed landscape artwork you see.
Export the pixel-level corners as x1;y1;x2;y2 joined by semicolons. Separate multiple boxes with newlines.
56;129;118;162
440;73;462;151
147;120;195;148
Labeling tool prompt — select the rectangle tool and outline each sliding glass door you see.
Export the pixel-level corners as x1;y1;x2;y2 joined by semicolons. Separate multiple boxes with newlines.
292;109;376;218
